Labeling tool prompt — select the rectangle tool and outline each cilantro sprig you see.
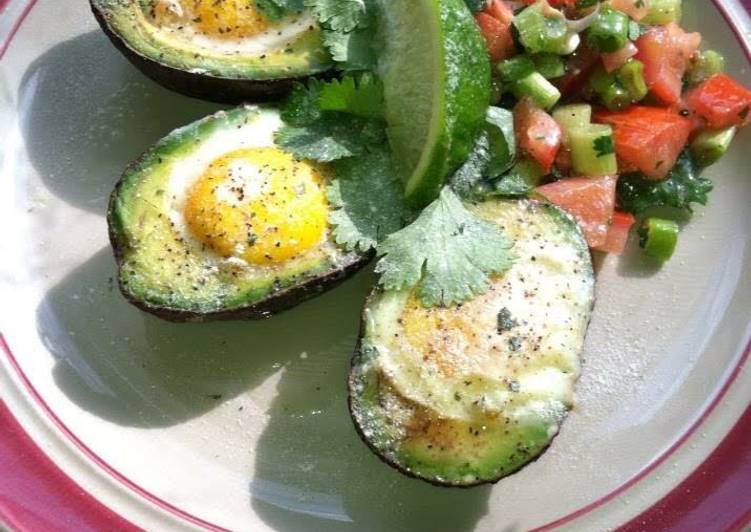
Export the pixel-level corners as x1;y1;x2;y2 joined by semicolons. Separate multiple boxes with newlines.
617;151;713;214
277;76;406;253
376;187;515;307
256;0;305;20
277;77;517;308
307;0;378;71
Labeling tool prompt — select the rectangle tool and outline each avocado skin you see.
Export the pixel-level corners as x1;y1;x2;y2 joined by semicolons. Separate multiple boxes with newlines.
106;130;373;324
90;3;331;104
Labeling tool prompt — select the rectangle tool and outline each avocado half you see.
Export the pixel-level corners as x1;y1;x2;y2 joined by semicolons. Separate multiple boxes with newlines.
349;200;595;487
90;0;334;103
108;105;371;322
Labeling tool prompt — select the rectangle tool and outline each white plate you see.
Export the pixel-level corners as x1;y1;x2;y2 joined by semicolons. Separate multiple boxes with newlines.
1;1;750;530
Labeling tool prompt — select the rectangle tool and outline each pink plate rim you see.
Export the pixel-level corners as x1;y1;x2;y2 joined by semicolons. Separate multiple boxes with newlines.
1;0;750;530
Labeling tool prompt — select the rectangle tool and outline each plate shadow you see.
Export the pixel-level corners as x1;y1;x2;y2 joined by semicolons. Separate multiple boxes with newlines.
37;247;375;429
18;30;222;214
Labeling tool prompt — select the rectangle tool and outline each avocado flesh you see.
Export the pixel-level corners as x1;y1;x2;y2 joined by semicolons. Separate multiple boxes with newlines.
349;200;595;486
108;106;369;322
91;0;333;102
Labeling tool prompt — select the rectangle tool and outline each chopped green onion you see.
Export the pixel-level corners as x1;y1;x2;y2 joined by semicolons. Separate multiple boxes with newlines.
687;50;726;86
586;8;630;53
554;32;581;56
497;55;536;83
642;0;682;25
569;124;618;176
553;104;593;144
531;53;566;79
514;2;569;54
639;218;679;262
690;126;737;167
617;60;648;102
511;72;561;109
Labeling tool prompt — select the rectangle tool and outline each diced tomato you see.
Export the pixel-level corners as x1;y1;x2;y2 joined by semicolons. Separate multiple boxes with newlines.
514;98;562;173
601;41;638;73
476;1;515;63
486;0;514;23
594;106;692;179
610;0;649;21
594;211;636;254
519;0;576;8
535;175;618;248
668;99;707;138
556;45;600;98
685;74;751;128
635;23;701;105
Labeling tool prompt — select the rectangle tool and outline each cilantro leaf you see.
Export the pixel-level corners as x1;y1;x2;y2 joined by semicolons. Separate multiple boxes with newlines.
450;107;516;199
280;79;324;126
485;107;516;178
305;0;366;32
328;147;408;252
618;151;714;214
376;187;515;307
275;115;385;162
492;160;545;197
449;132;492;199
322;27;377;71
593;135;614;158
319;73;384;119
256;0;305;20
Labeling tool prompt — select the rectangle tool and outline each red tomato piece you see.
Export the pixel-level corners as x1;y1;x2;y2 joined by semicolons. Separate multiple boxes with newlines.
685;74;751;128
476;1;515;63
594;106;692;180
514;98;562;173
610;0;648;20
486;0;514;23
635;23;701;105
593;211;636;254
535;175;618;248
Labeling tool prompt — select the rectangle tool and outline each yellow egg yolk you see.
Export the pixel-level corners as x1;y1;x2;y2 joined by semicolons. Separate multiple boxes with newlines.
150;0;274;39
183;148;329;266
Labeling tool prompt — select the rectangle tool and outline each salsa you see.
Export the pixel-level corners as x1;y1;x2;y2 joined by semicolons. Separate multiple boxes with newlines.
474;0;751;259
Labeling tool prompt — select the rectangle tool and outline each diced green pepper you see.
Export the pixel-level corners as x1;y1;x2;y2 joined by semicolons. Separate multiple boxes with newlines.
586;8;630;53
497;55;536;83
589;65;615;94
642;0;682;25
553;104;593;144
569;124;618;176
687;50;726;86
617;60;648;102
690;126;737;167
511;72;561;110
601;84;632;111
639;218;679;262
531;53;566;79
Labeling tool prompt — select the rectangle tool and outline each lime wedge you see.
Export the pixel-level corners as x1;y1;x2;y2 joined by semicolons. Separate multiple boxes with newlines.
377;0;491;208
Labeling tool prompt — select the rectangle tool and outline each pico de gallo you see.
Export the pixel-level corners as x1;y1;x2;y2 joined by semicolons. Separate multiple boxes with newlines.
471;0;751;262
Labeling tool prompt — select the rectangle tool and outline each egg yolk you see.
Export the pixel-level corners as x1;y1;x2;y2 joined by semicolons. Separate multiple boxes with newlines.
183;148;329;266
150;0;274;39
